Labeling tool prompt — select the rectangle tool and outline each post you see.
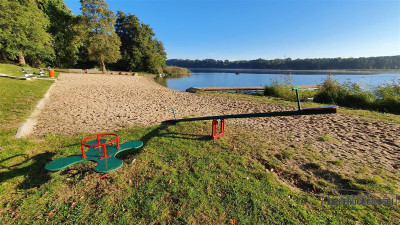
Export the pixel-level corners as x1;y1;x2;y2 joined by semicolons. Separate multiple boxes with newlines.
169;107;177;120
212;119;225;139
292;87;301;111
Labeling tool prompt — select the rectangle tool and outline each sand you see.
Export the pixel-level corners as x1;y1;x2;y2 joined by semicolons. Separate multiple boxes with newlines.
33;73;400;171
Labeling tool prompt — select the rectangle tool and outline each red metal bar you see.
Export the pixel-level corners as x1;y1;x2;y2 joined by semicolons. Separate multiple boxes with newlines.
81;133;119;160
116;136;120;150
98;173;110;179
212;119;225;139
81;145;86;159
99;144;110;160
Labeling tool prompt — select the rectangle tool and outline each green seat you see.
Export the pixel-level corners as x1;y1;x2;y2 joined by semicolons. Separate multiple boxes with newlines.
45;140;143;173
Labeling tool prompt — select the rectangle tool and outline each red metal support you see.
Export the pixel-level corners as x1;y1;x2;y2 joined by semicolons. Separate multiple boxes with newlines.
99;144;111;160
98;173;110;179
81;145;87;159
81;133;120;160
212;119;225;139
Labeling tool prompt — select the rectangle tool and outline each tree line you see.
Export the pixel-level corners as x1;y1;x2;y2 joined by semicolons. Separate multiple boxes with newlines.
0;0;166;73
167;55;400;70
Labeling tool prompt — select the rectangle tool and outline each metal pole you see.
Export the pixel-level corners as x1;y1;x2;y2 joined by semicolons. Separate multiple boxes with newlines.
295;89;301;111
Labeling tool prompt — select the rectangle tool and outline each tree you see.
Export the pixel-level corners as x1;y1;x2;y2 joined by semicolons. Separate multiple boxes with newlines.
37;0;84;67
166;55;400;70
80;0;121;73
0;0;54;65
115;11;166;73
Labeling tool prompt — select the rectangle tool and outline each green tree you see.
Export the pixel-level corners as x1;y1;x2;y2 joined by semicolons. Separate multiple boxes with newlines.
0;0;54;66
115;11;166;73
36;0;84;67
80;0;121;73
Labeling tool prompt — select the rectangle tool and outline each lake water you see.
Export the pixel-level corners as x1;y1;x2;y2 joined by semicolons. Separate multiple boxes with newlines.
156;71;400;91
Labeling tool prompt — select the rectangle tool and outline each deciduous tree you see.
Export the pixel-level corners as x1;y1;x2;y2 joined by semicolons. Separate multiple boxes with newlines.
80;0;121;73
0;0;54;65
37;0;84;67
115;11;166;73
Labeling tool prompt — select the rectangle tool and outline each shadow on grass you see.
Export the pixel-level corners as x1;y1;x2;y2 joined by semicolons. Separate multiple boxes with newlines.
22;125;209;179
0;152;55;189
158;132;211;141
300;163;365;192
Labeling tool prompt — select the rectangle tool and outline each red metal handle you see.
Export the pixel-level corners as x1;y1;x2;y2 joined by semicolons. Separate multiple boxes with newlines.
80;133;120;159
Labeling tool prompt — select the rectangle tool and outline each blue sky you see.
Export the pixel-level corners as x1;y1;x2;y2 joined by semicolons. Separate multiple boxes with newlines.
64;0;400;60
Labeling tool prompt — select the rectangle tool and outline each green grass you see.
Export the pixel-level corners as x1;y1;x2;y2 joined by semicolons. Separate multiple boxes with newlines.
198;91;400;124
263;75;400;115
0;63;29;77
0;63;59;78
0;78;54;128
1;78;399;224
317;134;336;142
329;160;344;166
314;76;400;114
163;66;191;75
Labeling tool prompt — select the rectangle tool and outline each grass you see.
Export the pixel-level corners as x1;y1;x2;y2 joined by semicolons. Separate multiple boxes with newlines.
263;75;400;115
0;78;54;128
264;75;317;102
329;160;344;166
317;134;336;142
163;66;191;75
1;77;400;223
0;63;59;79
198;91;400;124
313;76;400;114
0;63;39;77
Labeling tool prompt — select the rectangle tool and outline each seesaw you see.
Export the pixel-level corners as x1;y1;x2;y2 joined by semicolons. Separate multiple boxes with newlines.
163;88;338;139
45;133;143;173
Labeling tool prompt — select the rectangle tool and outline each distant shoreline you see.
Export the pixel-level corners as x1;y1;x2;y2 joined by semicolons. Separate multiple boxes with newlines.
189;68;400;75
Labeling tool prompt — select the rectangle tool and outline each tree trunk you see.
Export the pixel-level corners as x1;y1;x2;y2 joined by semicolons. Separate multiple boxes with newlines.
18;51;26;65
101;57;106;74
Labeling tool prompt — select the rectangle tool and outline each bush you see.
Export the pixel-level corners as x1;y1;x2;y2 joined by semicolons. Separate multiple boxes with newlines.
314;76;400;114
264;75;316;101
313;76;348;103
374;81;400;114
163;66;190;75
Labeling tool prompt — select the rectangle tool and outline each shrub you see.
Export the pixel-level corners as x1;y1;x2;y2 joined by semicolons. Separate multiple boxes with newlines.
374;81;400;114
313;76;348;104
264;75;316;101
163;66;191;75
314;76;400;114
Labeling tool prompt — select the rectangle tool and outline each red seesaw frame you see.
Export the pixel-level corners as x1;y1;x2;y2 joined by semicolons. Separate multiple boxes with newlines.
81;133;120;160
212;119;225;139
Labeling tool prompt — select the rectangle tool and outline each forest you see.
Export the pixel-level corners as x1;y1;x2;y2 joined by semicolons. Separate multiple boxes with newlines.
167;55;400;70
1;0;398;74
0;0;166;73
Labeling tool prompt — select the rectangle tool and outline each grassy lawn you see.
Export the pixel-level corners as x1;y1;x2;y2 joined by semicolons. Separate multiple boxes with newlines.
199;91;400;124
0;78;399;224
0;63;59;79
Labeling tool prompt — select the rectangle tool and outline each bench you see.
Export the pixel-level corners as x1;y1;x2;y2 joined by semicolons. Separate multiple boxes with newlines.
38;68;45;76
22;67;37;80
86;68;102;74
69;69;83;73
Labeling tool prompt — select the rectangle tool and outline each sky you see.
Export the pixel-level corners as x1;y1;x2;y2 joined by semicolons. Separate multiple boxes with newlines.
64;0;400;60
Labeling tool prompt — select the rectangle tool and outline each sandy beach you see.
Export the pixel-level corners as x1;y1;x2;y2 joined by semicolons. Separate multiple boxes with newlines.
33;73;400;171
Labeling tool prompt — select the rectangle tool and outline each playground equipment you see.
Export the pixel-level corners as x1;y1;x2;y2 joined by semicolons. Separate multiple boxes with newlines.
45;133;143;173
164;88;338;139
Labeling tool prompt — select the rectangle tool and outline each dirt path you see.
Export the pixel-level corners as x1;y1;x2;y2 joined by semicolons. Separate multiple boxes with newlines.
34;73;400;171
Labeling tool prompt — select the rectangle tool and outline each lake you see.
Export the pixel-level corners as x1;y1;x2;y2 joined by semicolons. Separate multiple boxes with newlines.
155;70;400;91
